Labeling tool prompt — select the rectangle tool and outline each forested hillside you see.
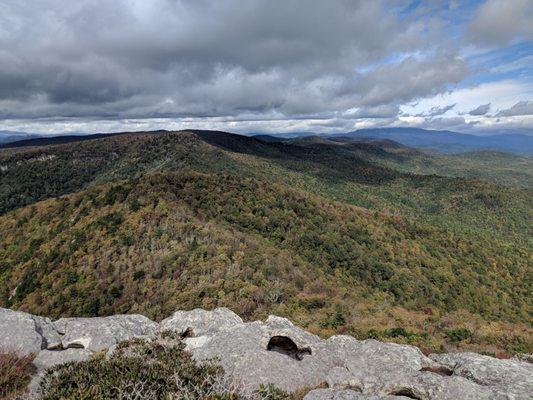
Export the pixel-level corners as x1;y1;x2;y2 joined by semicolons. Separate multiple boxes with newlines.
1;172;531;355
1;130;531;356
323;137;533;188
1;131;531;242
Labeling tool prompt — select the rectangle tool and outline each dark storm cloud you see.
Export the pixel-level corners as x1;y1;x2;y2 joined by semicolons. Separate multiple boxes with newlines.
0;0;470;122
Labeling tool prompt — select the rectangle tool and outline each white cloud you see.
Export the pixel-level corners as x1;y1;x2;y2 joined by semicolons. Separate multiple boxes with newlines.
469;0;533;45
496;100;533;116
468;103;491;116
402;80;533;117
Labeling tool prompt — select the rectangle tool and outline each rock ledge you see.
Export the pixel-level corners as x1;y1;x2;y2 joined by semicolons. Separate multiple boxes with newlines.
1;307;531;400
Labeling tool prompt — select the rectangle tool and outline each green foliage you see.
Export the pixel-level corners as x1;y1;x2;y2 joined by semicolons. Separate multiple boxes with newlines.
0;350;35;399
133;270;145;281
444;328;472;343
39;336;244;400
255;384;291;400
323;311;346;329
39;335;292;400
384;327;410;338
1;171;530;355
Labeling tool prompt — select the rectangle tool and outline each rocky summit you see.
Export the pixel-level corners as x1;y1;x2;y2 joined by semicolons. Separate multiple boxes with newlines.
1;307;531;400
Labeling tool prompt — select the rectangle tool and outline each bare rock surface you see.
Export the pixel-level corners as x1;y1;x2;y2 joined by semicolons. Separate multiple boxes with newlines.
1;307;531;399
32;348;92;373
0;308;61;355
190;316;328;392
160;307;243;337
303;389;410;399
430;352;533;399
53;314;158;351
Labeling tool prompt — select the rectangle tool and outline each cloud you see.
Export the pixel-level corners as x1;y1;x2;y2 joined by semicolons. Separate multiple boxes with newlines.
0;0;465;124
496;101;533;116
468;103;491;115
343;104;400;119
402;80;533;120
415;103;456;117
469;0;533;45
0;0;530;134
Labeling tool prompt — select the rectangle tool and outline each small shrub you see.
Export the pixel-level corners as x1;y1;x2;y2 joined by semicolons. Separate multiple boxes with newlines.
444;328;471;343
323;310;346;329
133;270;145;281
39;335;291;400
384;327;410;338
119;234;135;247
255;384;291;400
128;198;141;212
480;350;496;358
0;349;35;400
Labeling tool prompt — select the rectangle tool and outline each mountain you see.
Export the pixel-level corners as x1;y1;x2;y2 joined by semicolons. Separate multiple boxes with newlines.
1;130;531;355
337;127;533;155
321;136;533;188
1;130;530;242
0;131;134;149
249;134;287;142
0;131;42;145
249;131;316;139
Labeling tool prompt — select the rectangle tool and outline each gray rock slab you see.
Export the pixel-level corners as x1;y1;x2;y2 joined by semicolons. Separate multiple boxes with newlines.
33;348;92;372
189;318;330;393
53;314;158;351
3;307;532;400
0;308;61;355
159;307;243;336
430;352;533;399
304;389;409;399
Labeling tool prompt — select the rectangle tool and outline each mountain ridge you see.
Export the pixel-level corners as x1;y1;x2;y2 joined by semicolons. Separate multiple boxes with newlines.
5;127;532;156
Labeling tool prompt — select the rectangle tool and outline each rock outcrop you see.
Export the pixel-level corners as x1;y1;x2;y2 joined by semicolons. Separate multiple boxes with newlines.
1;307;531;400
0;308;61;355
54;314;158;351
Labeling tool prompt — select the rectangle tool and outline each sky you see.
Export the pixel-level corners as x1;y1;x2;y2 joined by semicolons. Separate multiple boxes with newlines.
0;0;532;135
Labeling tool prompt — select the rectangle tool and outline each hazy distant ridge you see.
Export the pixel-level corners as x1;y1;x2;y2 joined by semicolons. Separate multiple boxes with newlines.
335;128;533;155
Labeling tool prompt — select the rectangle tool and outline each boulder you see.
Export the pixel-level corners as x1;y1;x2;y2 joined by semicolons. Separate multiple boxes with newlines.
304;389;410;399
54;314;158;351
375;370;493;399
431;352;533;399
321;336;443;393
189;315;329;392
32;348;92;373
159;307;243;337
0;308;61;355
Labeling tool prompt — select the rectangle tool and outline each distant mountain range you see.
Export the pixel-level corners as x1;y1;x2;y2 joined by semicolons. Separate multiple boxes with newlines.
251;128;533;155
0;131;42;144
3;128;533;155
335;128;533;155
